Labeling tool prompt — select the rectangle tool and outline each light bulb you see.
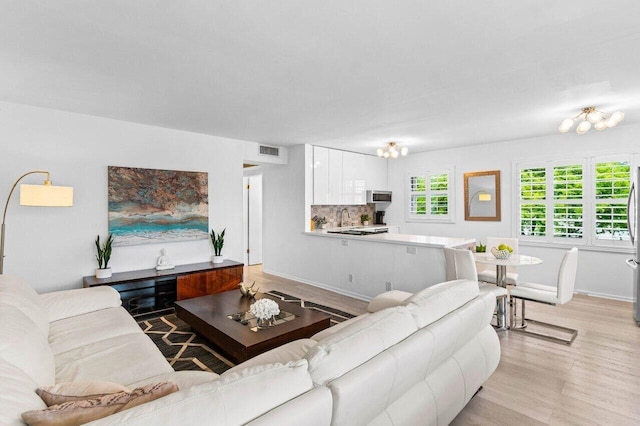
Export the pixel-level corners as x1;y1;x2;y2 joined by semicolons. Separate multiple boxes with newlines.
606;117;618;128
610;111;624;123
588;110;602;123
383;151;389;158
376;148;384;157
391;150;399;158
559;118;573;133
389;145;396;153
400;147;408;156
576;120;591;134
594;120;607;131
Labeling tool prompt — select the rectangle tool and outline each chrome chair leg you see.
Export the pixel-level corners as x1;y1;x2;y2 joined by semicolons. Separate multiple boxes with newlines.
510;294;516;329
509;296;578;345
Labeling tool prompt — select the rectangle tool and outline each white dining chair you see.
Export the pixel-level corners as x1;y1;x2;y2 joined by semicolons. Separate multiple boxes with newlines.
443;247;457;281
509;247;579;345
477;237;519;285
443;247;508;328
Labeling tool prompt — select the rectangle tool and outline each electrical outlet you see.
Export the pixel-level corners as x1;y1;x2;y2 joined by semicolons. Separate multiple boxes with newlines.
385;281;392;291
342;240;349;246
348;274;353;283
407;246;417;255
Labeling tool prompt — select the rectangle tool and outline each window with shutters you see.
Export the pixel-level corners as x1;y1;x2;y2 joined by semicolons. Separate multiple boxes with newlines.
520;167;546;237
407;169;454;222
553;164;583;239
516;156;633;248
594;160;631;246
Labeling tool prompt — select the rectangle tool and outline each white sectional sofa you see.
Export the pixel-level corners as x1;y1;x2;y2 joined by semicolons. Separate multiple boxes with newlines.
0;274;500;425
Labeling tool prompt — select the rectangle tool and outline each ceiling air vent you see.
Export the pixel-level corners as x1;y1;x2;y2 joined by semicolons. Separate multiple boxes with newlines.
259;145;279;157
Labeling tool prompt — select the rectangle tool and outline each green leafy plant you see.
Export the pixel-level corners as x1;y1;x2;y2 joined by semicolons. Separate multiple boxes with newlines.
360;214;371;224
210;228;226;256
476;242;486;253
95;234;114;269
312;215;327;226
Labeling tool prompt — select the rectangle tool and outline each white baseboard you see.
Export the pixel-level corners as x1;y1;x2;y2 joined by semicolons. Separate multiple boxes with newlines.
261;268;372;302
574;289;634;303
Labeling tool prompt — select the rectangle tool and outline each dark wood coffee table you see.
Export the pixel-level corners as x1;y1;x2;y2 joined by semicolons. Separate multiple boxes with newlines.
174;290;331;363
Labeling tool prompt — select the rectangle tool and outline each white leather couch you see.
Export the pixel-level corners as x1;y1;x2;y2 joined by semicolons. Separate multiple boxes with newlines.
0;275;325;425
228;277;500;425
0;275;500;425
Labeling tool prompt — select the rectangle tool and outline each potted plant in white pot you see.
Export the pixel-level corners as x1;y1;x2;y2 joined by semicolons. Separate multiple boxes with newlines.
95;234;114;279
360;214;371;226
210;228;225;264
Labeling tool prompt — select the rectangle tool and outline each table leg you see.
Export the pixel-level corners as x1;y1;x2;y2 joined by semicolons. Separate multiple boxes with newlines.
495;265;508;330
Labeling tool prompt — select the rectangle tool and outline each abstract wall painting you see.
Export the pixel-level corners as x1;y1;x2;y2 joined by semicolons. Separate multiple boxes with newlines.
108;166;209;246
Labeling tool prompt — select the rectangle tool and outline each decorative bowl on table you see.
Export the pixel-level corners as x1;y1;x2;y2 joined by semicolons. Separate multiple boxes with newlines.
490;247;512;259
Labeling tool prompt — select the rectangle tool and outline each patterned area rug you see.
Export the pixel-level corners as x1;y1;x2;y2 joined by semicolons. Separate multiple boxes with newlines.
265;290;356;326
138;291;356;375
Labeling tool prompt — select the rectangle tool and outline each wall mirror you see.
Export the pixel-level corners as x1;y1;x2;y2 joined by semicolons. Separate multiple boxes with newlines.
464;170;501;221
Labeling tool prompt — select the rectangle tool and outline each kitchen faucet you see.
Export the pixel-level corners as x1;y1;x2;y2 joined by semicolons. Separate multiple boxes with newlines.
339;208;351;227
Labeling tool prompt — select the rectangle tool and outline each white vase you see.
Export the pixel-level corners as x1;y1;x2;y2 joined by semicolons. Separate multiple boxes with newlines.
212;255;224;264
95;268;112;279
362;221;369;226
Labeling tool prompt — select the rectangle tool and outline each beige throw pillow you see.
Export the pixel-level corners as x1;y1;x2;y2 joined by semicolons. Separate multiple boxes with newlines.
22;382;178;426
36;381;131;406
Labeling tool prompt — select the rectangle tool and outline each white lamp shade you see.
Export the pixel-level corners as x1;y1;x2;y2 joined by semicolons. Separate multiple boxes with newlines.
587;111;602;123
594;120;607;131
576;120;591;134
559;118;573;133
20;184;73;207
610;111;624;123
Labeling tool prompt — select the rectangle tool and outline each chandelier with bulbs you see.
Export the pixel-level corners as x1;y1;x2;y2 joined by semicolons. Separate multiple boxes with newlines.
377;142;408;159
559;106;624;134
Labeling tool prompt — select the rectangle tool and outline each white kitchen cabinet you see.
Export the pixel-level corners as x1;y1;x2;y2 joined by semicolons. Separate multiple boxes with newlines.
342;151;366;204
313;146;329;204
313;146;369;205
365;155;388;190
328;148;343;204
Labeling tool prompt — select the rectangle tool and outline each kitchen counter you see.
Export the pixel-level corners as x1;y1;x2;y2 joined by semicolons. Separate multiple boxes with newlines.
298;227;475;299
306;228;474;249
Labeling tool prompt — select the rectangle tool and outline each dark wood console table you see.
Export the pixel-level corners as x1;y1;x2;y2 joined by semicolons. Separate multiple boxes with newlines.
83;260;244;317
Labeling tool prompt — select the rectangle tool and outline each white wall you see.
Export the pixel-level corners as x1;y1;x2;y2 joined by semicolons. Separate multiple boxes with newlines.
0;102;252;293
385;124;639;300
262;145;310;278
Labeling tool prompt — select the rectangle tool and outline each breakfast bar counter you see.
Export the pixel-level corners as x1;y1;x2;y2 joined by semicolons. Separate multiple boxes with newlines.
306;228;474;249
296;228;475;299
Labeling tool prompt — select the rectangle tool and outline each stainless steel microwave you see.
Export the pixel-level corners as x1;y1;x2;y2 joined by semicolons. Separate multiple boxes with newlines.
366;190;392;203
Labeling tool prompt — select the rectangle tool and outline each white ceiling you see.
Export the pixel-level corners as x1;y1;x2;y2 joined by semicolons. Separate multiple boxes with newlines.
1;1;639;155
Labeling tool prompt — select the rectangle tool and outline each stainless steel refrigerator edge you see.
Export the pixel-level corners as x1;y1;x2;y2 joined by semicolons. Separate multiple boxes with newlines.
627;166;639;326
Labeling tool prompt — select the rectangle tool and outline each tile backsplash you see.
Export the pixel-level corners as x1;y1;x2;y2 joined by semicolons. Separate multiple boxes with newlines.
311;204;376;228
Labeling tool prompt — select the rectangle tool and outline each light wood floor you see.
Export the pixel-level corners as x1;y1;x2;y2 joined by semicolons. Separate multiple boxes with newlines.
244;265;640;425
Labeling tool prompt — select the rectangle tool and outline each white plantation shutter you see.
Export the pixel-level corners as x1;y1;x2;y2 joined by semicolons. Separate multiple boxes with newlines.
552;164;583;239
594;160;631;246
407;169;453;222
519;167;546;237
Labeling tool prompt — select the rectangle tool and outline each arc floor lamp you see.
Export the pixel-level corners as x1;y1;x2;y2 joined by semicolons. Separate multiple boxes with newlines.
1;170;73;274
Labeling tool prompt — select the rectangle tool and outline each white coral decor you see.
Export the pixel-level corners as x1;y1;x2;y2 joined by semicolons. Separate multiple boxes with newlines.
249;298;280;320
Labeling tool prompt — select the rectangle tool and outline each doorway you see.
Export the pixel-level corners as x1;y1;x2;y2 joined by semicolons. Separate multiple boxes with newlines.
243;174;263;265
